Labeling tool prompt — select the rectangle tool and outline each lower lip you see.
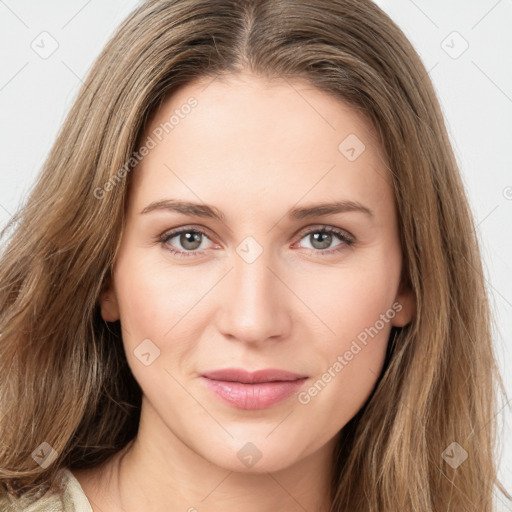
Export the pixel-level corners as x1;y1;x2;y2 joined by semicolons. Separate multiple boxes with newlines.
201;377;307;410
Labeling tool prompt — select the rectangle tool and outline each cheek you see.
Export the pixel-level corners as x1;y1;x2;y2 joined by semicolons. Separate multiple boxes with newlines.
111;251;203;405
296;274;397;436
115;242;203;320
299;249;401;344
112;249;177;349
112;248;216;371
297;249;401;407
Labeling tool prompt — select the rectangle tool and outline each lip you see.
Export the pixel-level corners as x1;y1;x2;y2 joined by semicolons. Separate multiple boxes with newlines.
201;368;308;410
201;368;307;384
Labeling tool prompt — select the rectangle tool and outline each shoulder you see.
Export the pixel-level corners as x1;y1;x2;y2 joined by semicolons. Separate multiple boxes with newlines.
0;468;93;512
59;468;94;512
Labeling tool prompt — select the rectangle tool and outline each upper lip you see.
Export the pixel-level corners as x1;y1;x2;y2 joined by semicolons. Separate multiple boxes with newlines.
201;368;308;384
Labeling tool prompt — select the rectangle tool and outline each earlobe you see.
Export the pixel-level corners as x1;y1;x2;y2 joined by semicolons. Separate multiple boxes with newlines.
391;286;416;328
99;275;120;322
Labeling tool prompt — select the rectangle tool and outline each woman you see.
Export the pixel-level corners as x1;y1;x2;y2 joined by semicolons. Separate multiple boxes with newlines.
0;0;509;510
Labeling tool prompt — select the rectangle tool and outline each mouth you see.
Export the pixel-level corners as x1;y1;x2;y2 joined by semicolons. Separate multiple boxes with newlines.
201;368;308;384
200;368;308;410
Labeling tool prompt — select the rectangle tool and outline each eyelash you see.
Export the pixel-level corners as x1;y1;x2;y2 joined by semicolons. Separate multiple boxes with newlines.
157;225;355;259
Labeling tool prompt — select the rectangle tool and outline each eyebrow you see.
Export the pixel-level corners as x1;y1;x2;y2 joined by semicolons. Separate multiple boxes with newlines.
140;199;374;221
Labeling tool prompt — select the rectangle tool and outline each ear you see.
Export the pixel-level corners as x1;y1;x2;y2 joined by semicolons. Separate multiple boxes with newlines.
99;273;120;323
391;273;416;327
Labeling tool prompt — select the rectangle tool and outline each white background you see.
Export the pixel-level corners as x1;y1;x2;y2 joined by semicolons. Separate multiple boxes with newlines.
0;0;510;508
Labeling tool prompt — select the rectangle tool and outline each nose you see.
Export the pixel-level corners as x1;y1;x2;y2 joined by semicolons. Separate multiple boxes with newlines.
214;247;293;346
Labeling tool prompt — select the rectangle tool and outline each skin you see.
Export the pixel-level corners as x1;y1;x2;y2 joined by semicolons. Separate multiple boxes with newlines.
72;72;415;512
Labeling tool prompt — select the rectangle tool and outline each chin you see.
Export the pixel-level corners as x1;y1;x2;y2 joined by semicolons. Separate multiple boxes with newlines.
202;440;301;474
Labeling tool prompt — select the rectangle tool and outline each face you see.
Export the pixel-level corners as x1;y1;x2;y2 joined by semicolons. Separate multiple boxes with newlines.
100;72;414;473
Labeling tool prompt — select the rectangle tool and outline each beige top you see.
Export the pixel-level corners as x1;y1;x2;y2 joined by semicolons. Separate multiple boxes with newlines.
0;468;93;512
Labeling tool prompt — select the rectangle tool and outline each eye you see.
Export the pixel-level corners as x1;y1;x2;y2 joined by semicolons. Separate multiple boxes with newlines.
158;227;215;258
294;226;355;256
158;225;355;258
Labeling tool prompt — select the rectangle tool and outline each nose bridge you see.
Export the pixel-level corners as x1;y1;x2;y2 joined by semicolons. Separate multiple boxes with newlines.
216;239;290;343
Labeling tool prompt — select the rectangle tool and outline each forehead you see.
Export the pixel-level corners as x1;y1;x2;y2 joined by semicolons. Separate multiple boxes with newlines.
128;73;392;217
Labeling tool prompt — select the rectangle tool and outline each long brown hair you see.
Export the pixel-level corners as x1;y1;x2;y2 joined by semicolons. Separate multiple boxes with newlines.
1;0;509;510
